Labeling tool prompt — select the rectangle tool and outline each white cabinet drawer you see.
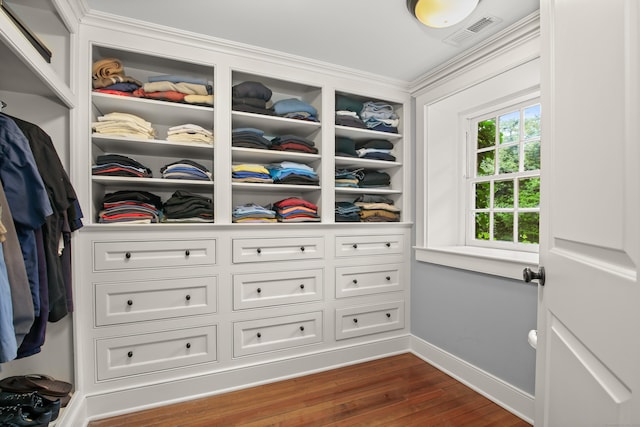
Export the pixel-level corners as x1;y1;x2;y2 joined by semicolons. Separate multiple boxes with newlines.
233;312;323;357
233;269;323;310
232;237;324;263
95;276;217;326
93;239;216;271
96;326;217;380
335;264;402;298
335;235;404;257
335;301;404;340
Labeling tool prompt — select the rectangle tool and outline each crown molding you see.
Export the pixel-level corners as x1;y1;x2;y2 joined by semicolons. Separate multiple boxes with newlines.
79;9;411;93
409;10;540;95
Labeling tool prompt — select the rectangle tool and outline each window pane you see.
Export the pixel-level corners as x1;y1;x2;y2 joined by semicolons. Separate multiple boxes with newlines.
524;141;540;171
477;151;495;176
475;182;490;209
519;177;540;208
519;212;540;244
499;111;519;144
498;146;519;174
494;180;514;208
477;119;496;149
475;212;490;240
493;212;514;242
524;105;541;139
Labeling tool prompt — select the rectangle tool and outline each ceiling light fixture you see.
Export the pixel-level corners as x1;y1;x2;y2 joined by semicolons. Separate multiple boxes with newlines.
407;0;480;29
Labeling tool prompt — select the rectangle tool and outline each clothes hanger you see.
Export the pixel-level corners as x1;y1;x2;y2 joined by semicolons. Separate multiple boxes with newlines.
0;100;6;110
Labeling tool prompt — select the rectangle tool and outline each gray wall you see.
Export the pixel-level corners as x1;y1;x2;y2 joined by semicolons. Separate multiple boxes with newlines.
411;260;537;394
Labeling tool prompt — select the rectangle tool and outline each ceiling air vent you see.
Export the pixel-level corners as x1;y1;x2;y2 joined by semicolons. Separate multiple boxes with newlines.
443;15;502;47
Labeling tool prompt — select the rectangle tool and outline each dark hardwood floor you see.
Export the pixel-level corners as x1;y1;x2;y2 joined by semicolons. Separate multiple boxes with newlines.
88;353;531;427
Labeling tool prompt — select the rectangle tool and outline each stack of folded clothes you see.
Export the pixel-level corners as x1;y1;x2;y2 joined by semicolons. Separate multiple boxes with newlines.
267;161;319;185
360;101;399;133
232;128;272;150
272;197;320;222
91;57;142;96
270;134;318;154
0;373;73;423
354;194;401;222
162;190;213;223
272;98;319;122
133;75;213;106
335;136;358;157
335;94;366;128
232;164;273;183
92;154;152;178
335;168;362;188
160;160;212;181
335;201;361;222
98;190;163;224
358;170;391;188
232;81;274;115
166;124;213;145
356;139;395;161
92;112;156;139
232;203;277;223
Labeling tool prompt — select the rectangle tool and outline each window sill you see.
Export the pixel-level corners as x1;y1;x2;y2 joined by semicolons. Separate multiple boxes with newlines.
414;246;539;280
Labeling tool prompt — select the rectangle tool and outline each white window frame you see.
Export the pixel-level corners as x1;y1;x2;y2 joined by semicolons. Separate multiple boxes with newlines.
412;15;541;280
465;98;541;253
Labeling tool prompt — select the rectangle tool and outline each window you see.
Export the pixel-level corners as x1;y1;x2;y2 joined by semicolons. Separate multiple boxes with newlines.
467;100;541;252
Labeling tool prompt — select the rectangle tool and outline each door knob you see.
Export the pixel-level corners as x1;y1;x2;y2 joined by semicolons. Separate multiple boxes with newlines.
523;266;545;286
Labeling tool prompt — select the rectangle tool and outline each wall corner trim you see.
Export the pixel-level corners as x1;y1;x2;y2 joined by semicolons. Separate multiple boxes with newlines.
410;335;534;424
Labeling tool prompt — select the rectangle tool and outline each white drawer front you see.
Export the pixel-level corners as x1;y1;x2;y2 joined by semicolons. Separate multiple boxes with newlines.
335;235;404;257
96;326;217;380
232;237;324;263
233;269;323;310
335;264;402;298
94;239;216;271
335;301;404;340
233;312;323;357
95;276;217;326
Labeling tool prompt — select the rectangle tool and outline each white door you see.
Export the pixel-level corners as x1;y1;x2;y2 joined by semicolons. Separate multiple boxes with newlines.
535;0;640;426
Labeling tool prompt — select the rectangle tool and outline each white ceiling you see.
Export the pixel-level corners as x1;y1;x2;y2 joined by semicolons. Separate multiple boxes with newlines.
84;0;539;83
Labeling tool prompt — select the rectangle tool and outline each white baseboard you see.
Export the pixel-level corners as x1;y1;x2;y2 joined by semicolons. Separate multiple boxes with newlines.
410;335;534;424
58;334;534;426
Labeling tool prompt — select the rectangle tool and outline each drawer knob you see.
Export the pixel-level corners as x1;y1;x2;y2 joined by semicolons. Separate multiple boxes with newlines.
257;332;262;338
299;326;305;332
127;300;133;306
386;242;391;248
352;279;358;285
256;248;262;254
299;284;305;290
185;249;190;257
125;252;131;259
300;246;305;252
257;288;262;294
386;276;391;281
386;313;391;318
353;318;358;324
185;294;191;301
186;343;191;349
127;351;133;358
352;244;358;249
